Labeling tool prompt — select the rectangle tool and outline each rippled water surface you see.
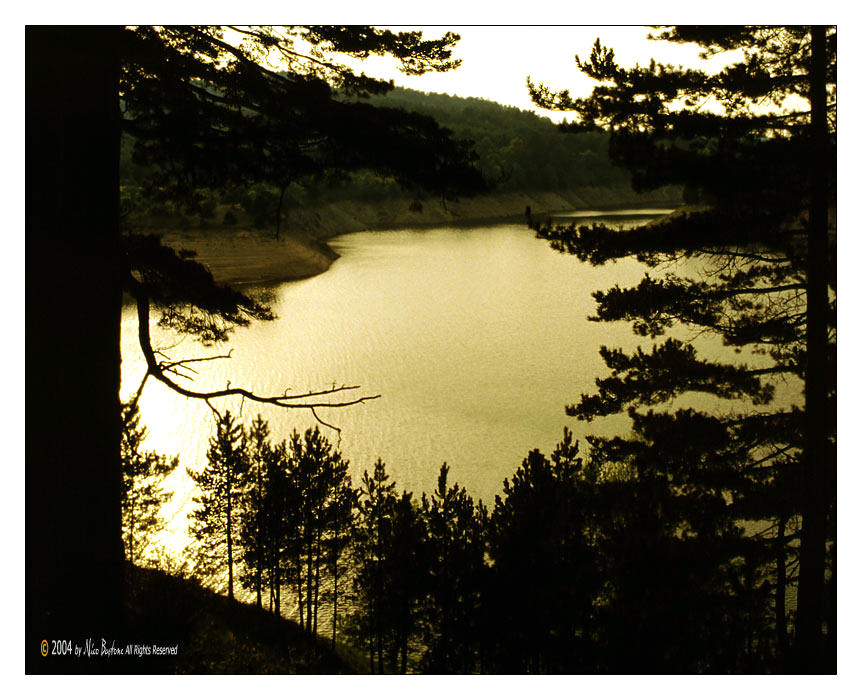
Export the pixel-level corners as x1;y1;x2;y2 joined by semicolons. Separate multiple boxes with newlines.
121;211;799;546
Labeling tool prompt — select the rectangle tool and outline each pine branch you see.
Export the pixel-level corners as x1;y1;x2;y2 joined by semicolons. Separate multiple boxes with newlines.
131;280;380;416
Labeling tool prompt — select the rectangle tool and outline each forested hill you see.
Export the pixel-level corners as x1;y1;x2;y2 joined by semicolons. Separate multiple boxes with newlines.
121;86;678;238
362;87;629;192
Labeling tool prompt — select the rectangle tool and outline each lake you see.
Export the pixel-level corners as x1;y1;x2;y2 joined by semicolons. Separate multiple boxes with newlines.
120;208;799;550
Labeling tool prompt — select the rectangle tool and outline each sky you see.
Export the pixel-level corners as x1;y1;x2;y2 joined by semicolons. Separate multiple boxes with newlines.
355;26;740;121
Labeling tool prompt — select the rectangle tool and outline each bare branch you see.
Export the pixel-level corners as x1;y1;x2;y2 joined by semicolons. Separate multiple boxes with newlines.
310;407;342;434
132;282;381;413
128;371;150;411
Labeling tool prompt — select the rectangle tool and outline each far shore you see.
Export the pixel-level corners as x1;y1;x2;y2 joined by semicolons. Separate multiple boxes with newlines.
137;186;683;287
156;229;340;286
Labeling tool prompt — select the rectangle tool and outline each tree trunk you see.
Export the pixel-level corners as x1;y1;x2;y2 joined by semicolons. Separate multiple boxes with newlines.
368;606;376;673
376;562;384;673
26;27;123;672
256;462;263;608
400;618;408;674
313;525;322;635
331;553;338;649
776;516;788;665
306;531;314;634
297;555;304;629
127;496;135;566
331;516;340;650
227;463;234;601
797;24;831;673
275;183;287;241
274;557;280;616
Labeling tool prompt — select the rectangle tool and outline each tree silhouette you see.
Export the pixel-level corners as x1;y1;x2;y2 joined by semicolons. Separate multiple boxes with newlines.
324;476;358;650
528;26;836;672
586;415;777;672
346;460;434;673
120;402;177;566
419;464;487;673
121;27;487;233
486;430;597;672
382;490;429;672
26;26;486;660
279;427;352;637
263;439;291;616
349;459;397;673
187;410;249;601
238;415;272;608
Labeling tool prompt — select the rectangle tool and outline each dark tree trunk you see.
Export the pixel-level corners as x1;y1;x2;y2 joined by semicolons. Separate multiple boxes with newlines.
313;524;322;635
274;558;280;616
306;536;313;633
331;515;341;650
375;566;384;673
797;24;831;673
256;462;263;608
275;183;287;241
127;495;136;566
331;556;338;650
776;516;788;665
399;613;408;674
368;607;376;673
227;464;234;601
297;554;304;629
26;27;123;672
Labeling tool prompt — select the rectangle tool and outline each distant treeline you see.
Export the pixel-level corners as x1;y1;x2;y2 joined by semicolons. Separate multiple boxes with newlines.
127;407;795;674
363;87;629;192
120;87;630;231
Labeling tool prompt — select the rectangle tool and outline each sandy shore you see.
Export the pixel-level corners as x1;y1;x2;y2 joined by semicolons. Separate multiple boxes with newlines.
158;229;339;286
149;185;682;287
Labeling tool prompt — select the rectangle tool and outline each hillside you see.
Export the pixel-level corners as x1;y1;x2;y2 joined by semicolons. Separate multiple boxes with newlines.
37;565;358;673
121;86;681;285
121;86;680;237
363;87;631;192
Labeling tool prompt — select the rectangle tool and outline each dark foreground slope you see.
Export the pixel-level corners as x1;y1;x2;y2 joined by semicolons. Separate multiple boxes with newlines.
129;566;358;674
35;565;357;674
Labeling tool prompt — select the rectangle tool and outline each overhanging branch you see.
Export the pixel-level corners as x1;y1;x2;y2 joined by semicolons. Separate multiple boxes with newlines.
133;285;380;415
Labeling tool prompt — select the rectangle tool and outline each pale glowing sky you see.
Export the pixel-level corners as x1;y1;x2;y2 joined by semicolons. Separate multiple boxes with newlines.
359;26;740;121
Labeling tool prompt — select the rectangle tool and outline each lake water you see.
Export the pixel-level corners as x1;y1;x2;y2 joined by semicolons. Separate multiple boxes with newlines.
120;209;800;551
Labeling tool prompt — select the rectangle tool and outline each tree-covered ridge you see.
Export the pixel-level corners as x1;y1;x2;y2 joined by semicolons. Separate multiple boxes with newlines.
120;86;633;231
361;87;630;191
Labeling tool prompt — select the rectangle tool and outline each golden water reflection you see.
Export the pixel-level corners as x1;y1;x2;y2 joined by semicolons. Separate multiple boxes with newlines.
121;216;802;565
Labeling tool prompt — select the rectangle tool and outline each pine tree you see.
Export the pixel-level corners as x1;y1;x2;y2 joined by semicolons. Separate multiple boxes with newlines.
350;459;397;673
385;491;428;673
280;427;352;636
325;480;358;650
487;431;597;673
346;461;430;673
265;439;291;616
187;410;249;601
585;415;773;672
528;26;836;671
238;415;272;608
419;464;487;673
120;401;177;566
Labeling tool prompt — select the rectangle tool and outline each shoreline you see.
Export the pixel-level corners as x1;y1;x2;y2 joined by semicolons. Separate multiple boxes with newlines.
141;186;682;287
154;229;341;287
